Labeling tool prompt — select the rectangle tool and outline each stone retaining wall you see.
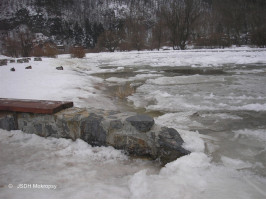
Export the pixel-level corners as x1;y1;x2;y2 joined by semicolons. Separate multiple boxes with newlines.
0;107;190;165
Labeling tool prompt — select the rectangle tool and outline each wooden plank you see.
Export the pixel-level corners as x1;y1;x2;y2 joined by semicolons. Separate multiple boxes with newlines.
0;98;73;114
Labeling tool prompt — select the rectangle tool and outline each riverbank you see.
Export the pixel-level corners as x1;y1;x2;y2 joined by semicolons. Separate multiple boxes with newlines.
1;48;266;198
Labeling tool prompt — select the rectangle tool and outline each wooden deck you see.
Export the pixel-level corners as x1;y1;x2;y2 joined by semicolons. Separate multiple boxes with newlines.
0;98;73;114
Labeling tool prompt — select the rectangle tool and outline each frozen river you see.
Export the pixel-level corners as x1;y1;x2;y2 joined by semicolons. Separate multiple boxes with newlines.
1;48;266;198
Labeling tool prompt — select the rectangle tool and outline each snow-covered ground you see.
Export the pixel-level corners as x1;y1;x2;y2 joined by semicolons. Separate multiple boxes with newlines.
0;56;117;110
1;47;266;198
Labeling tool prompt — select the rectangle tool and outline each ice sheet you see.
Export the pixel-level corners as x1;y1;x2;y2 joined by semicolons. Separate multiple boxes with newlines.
1;130;266;198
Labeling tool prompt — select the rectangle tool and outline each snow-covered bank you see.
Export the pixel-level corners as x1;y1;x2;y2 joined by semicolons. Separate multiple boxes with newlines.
0;57;116;110
0;129;265;198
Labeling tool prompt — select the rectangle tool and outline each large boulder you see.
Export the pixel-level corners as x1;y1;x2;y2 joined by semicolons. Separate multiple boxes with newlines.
17;58;29;63
126;115;154;132
80;113;107;146
158;127;190;165
34;57;42;61
0;59;7;66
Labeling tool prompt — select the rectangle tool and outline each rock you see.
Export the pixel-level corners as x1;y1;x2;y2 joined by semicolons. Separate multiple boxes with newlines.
45;124;57;136
126;115;154;132
109;119;123;130
17;113;56;137
0;59;8;66
109;131;156;158
10;67;15;72
25;66;32;69
112;134;127;149
1;106;189;165
56;66;63;70
127;136;154;157
55;108;87;140
80;113;107;146
17;58;29;63
158;127;190;165
0;112;18;131
34;57;42;61
107;115;158;158
9;59;15;63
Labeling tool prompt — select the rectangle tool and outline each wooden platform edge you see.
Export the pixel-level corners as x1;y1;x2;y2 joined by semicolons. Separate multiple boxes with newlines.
0;98;74;114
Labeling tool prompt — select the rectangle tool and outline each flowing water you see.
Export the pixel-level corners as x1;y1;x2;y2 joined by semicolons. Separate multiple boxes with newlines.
93;61;266;198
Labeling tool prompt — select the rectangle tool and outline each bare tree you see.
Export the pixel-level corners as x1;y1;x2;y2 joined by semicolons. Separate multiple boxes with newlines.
213;0;248;46
130;23;146;51
248;0;266;47
4;28;34;57
123;15;147;51
151;15;165;50
5;36;21;57
19;29;34;57
97;29;124;52
161;0;204;50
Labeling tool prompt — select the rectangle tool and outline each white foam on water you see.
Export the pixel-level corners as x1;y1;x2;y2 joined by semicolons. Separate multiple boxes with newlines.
146;75;225;85
106;73;162;83
221;156;253;170
233;129;266;142
129;84;266;113
202;113;243;120
105;77;128;83
239;103;266;111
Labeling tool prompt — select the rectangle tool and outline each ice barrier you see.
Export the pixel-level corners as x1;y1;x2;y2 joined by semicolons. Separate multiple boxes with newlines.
0;107;190;165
